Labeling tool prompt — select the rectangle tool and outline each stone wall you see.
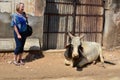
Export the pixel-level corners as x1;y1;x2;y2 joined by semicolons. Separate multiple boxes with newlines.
0;0;46;51
103;0;120;49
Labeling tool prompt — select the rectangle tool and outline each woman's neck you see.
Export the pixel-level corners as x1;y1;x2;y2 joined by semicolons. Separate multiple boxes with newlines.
17;11;23;15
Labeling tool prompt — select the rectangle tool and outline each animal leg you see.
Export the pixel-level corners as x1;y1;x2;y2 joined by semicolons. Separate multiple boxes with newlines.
92;60;96;65
77;58;88;68
99;46;105;68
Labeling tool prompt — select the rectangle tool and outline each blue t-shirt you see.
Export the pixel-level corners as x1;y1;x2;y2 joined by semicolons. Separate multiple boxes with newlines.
11;13;27;33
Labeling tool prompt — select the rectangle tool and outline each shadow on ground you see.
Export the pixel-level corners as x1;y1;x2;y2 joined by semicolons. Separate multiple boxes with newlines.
24;46;44;62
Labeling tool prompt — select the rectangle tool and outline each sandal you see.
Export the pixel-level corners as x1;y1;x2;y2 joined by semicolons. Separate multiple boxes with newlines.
18;59;25;65
13;60;20;66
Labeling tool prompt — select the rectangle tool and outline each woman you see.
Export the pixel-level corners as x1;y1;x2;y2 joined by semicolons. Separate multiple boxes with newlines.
11;2;28;66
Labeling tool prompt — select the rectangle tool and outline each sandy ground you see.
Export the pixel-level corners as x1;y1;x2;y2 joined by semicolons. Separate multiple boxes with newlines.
0;49;120;80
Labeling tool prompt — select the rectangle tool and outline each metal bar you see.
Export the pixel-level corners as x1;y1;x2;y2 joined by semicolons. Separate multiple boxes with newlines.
101;0;105;46
72;0;77;35
43;31;103;33
45;13;103;17
46;1;73;5
95;17;98;42
77;3;103;7
78;16;81;36
46;15;50;49
64;16;68;47
46;1;103;7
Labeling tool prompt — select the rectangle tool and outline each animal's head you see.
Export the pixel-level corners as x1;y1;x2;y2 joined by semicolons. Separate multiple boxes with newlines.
67;32;84;58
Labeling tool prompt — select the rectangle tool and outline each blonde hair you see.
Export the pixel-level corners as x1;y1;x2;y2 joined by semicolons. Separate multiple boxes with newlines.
16;2;24;12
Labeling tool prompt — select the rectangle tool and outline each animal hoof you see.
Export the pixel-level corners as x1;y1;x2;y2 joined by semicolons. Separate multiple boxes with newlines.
92;61;96;65
65;63;71;66
64;59;71;66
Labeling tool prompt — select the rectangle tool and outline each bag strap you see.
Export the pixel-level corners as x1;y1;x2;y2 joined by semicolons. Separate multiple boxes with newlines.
22;12;29;25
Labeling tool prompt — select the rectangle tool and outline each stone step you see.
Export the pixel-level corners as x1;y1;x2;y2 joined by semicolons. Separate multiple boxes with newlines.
0;38;40;51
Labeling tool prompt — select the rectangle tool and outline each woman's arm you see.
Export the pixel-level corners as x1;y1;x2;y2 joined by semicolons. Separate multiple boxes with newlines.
14;26;21;39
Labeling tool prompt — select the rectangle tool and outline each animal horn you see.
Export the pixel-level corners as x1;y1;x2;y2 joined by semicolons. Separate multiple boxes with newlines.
80;34;85;39
68;32;74;38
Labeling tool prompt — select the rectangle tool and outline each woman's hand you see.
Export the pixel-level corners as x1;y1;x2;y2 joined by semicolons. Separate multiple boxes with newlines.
17;34;22;39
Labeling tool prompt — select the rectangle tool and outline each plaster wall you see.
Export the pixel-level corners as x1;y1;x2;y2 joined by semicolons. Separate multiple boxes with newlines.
0;0;46;51
103;0;120;49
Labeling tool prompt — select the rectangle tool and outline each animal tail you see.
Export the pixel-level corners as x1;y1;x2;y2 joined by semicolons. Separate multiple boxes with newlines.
104;61;116;65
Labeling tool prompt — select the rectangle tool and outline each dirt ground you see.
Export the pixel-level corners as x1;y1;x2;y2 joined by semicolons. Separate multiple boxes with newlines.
0;49;120;80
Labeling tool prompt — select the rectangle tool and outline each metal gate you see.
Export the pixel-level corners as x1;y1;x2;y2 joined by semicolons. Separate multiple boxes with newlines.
43;0;104;49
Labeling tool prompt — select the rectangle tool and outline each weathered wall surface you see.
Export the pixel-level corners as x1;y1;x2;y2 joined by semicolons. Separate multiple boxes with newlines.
0;0;46;51
103;0;120;49
0;12;13;38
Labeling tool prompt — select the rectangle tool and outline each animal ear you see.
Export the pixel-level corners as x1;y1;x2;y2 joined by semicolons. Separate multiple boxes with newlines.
68;32;74;38
80;34;85;39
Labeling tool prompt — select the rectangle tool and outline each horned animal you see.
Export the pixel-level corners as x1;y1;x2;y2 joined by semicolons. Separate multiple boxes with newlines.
64;32;104;68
